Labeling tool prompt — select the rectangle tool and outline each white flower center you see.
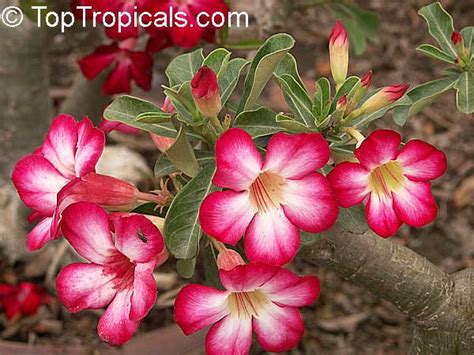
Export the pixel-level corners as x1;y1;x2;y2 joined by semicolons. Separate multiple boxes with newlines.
249;172;285;213
228;290;270;319
368;161;405;197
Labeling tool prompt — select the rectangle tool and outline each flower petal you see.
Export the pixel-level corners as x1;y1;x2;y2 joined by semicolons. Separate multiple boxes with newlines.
263;132;330;179
98;289;139;345
327;162;370;207
26;217;56;251
393;180;438;227
199;190;256;246
56;263;116;313
355;130;401;170
205;315;253;355
61;202;116;264
174;284;230;335
130;52;153;91
103;61;131;95
213;128;262;191
396;140;447;182
253;304;304;352
366;193;401;237
282;173;339;233
169;7;203;48
129;261;157;321
219;263;279;292
113;214;164;263
79;44;118;80
12;154;69;215
260;269;320;307
75;118;105;177
245;208;299;266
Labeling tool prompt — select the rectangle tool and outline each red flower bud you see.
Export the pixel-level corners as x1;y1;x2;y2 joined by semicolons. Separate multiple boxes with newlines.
383;84;410;102
451;31;463;45
191;66;222;117
337;95;347;110
354;84;409;116
361;70;373;88
217;248;246;271
329;20;349;85
161;97;176;114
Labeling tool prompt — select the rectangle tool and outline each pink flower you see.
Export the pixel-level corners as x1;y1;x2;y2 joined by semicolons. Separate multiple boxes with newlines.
11;114;105;250
0;282;52;320
56;202;166;345
174;262;320;354
327;130;447;237
148;0;229;48
329;20;349;85
199;128;338;266
191;66;222;117
79;39;153;95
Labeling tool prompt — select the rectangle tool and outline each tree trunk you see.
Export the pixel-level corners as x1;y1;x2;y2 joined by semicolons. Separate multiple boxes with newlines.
301;226;474;354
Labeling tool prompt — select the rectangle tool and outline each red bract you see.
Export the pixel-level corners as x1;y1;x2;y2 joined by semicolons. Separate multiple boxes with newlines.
174;263;320;354
79;39;153;95
11;114;105;250
327;130;447;237
0;282;51;320
56;202;166;345
199;128;338;266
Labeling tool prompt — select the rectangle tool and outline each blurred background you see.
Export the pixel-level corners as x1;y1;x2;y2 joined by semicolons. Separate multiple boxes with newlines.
0;0;473;353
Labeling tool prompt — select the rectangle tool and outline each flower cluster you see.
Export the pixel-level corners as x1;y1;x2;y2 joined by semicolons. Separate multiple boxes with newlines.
75;0;229;95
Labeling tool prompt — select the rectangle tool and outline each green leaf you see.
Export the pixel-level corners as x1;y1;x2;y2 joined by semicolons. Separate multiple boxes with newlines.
104;96;178;138
234;107;286;138
165;126;200;178
164;163;217;259
275;114;310;133
166;49;204;87
219;58;249;106
163;83;199;124
203;48;231;74
155;151;215;178
331;76;360;112
203;245;224;289
416;44;456;64
136;111;173;123
300;231;324;247
338;205;368;234
461;26;474;53
224;39;266;50
274;54;305;89
455;71;474;114
393;77;458;125
238;34;295;113
275;74;315;127
418;2;457;59
313;78;332;122
177;258;197;279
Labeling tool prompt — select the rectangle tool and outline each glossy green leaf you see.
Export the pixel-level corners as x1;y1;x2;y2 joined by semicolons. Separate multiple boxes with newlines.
165;125;200;178
177;258;197;279
418;2;457;59
455;71;474;114
163;83;199;124
313;78;332;122
331;76;360;112
416;44;456;64
274;54;305;89
203;48;231;74
166;49;204;87
461;26;473;53
155;151;215;178
219;58;249;106
234;107;286;138
164;163;217;259
238;34;295;113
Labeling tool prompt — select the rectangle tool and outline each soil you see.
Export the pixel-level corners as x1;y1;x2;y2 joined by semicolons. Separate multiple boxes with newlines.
1;0;473;354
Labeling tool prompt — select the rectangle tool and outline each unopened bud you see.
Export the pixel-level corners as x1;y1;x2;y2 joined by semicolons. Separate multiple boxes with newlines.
337;95;347;111
191;66;222;118
451;31;463;46
150;133;176;153
361;70;373;88
217;248;246;271
161;97;176;114
359;84;409;114
329;20;349;85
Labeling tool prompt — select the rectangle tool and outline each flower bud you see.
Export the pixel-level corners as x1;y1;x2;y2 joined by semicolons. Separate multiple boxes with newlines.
451;31;463;46
329;20;349;85
357;84;409;115
337;95;347;111
150;134;176;153
217;248;246;271
161;97;176;113
361;70;373;88
191;66;222;117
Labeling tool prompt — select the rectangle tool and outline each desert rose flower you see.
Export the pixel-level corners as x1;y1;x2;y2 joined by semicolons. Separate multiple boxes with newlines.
79;39;153;95
191;66;222;118
11;114;105;250
174;262;320;354
199;128;338;266
329;20;349;85
327;130;447;237
56;202;166;345
0;282;52;320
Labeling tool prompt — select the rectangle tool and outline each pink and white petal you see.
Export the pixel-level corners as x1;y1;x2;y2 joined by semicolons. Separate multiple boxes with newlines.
397;140;447;182
253;304;304;353
282;173;339;233
75;118;105;177
355;130;401;170
205;315;253;355
213;128;262;191
113;214;164;263
26;217;55;251
393;180;438;227
174;284;230;335
327;162;370;207
61;202;116;264
129;261;157;321
98;289;139;345
263;132;330;179
12;154;69;215
41;115;79;179
103;61;132;95
245;209;300;266
219;263;279;292
199;190;256;246
260;269;320;307
56;263;116;313
365;193;402;237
